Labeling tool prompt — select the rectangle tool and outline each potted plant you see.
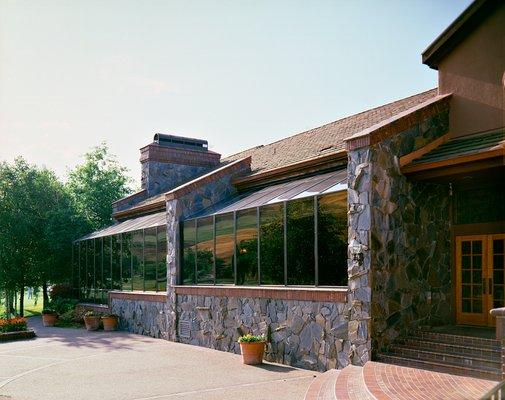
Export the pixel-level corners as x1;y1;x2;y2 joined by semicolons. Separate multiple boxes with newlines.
101;313;119;331
238;334;266;365
83;310;101;331
41;309;58;327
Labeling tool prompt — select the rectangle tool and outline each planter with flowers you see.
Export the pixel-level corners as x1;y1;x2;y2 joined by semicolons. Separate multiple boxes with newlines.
238;334;266;365
83;310;101;331
41;309;58;327
0;317;35;341
101;314;119;331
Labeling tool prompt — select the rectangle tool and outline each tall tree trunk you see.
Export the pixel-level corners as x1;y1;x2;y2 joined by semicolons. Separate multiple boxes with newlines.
19;286;25;317
42;282;49;309
13;291;17;315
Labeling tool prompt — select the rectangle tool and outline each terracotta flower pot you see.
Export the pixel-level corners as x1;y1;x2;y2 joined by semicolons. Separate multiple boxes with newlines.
239;341;266;365
101;316;118;331
42;313;57;327
83;316;100;331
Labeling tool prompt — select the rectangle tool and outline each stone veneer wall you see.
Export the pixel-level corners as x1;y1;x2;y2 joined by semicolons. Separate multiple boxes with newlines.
176;294;350;371
347;109;452;355
110;295;169;339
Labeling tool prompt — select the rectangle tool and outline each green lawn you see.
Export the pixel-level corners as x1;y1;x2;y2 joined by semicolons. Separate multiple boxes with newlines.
0;290;43;317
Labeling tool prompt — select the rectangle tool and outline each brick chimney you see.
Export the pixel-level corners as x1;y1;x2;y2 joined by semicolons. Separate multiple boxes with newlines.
140;133;221;197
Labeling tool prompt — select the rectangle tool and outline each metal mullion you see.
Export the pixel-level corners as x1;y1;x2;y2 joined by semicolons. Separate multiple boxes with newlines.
283;201;287;286
233;211;237;285
257;207;261;285
119;234;123;291
194;219;198;285
213;215;216;285
314;196;319;287
155;225;159;292
142;229;146;292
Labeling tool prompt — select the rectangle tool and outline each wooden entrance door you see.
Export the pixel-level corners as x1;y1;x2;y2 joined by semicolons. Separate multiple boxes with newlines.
456;234;505;326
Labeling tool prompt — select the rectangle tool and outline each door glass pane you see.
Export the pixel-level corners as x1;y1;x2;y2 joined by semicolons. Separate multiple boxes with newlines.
144;228;157;291
492;239;505;311
287;198;314;285
462;299;471;312
462;285;471;297
182;220;196;285
132;230;144;291
494;255;504;269
462;270;471;284
157;226;167;291
472;241;482;254
493;239;504;254
236;208;258;285
460;239;484;315
473;255;482;269
462;241;471;254
215;213;234;284
196;216;214;284
259;203;284;285
318;192;348;286
472;300;482;313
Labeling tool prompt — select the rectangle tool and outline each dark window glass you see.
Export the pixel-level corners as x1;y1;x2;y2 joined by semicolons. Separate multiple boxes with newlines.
122;232;132;291
157;226;167;291
132;230;144;291
454;186;505;225
259;203;284;285
182;220;196;285
144;228;157;291
318;192;348;286
94;238;103;303
103;236;111;292
111;235;122;290
215;213;234;284
236;208;258;285
287;198;315;285
86;240;94;302
72;243;79;297
79;241;86;300
196;216;214;284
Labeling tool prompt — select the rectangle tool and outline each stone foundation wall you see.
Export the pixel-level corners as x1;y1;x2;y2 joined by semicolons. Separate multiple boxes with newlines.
176;294;351;371
110;297;169;339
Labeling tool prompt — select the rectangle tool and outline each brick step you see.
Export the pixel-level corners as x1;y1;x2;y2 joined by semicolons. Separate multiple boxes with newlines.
377;354;502;382
303;369;339;400
387;346;501;371
334;365;373;400
411;330;500;350
397;338;501;361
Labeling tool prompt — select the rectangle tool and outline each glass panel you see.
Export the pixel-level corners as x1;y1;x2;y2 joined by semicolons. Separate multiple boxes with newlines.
472;300;482;313
103;236;111;292
462;256;471;268
132;230;144;291
157;226;167;291
215;213;234;284
94;238;103;303
121;232;132;291
287;198;314;285
494;255;504;269
462;270;471;284
182;220;196;285
72;243;79;297
86;240;94;302
79;241;86;300
472;241;482;254
472;255;482;269
494;270;504;285
494;286;504;302
259;203;284;285
144;228;157;291
472;284;482;297
196;216;214;284
236;208;258;285
472;270;482;284
462;299;471;313
454;186;505;225
317;192;348;286
461;241;471;255
493;239;504;254
462;285;471;298
111;235;122;290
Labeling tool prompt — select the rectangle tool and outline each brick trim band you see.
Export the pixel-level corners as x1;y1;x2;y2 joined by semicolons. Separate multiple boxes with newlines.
174;285;348;303
109;291;168;303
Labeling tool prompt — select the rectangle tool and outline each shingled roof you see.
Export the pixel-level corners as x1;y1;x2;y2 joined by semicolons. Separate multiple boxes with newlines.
223;88;438;176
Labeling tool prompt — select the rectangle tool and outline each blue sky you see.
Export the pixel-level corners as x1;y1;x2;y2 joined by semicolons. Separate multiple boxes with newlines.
0;0;472;186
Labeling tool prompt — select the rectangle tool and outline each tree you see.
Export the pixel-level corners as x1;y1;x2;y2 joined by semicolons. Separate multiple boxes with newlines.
66;143;132;231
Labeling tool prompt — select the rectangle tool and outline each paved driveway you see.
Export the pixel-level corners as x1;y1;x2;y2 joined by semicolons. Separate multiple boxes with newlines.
0;317;317;400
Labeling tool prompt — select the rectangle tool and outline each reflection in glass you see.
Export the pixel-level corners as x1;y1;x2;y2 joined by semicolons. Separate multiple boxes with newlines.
196;216;214;284
111;235;122;290
236;208;258;285
132;230;144;291
94;238;103;303
103;236;111;292
182;220;196;285
157;226;167;291
215;213;234;284
144;227;157;291
122;232;132;291
86;240;94;302
287;198;315;285
259;203;284;285
317;192;348;286
79;241;86;299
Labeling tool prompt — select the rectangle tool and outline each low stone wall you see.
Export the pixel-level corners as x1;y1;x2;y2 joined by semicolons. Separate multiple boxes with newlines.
109;292;169;339
176;292;350;372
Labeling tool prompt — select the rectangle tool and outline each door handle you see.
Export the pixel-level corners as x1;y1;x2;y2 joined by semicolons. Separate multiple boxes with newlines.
489;278;493;296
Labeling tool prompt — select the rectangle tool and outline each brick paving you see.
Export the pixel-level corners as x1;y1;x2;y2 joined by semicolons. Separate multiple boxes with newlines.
305;361;496;400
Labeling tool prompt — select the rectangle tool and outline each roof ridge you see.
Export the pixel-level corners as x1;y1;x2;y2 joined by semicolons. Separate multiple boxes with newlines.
223;87;438;160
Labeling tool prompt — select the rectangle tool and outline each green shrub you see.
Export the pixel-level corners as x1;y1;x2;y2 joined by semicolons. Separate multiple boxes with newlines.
238;334;265;343
48;298;78;314
49;284;74;301
0;317;28;333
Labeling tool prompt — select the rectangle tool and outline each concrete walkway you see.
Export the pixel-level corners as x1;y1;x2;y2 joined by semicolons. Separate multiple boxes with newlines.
0;317;317;400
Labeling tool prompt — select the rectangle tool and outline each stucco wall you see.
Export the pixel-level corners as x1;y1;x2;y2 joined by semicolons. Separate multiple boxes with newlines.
438;4;505;137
